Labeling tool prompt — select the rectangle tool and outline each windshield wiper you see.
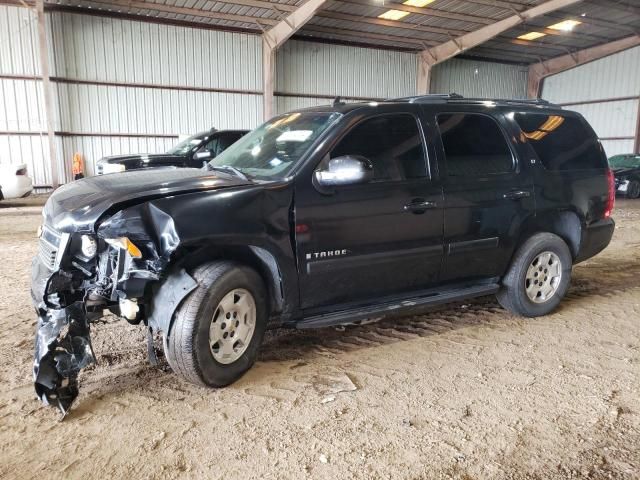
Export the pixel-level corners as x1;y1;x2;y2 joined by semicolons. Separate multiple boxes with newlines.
207;164;249;181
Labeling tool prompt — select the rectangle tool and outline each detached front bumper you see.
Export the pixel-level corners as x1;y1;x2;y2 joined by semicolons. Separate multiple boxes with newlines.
33;302;94;415
31;250;96;415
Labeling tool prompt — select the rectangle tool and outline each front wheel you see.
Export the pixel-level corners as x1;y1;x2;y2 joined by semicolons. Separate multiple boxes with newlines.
497;233;572;317
163;261;268;387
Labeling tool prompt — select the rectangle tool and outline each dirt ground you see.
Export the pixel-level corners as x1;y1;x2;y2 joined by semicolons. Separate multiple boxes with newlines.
0;195;638;480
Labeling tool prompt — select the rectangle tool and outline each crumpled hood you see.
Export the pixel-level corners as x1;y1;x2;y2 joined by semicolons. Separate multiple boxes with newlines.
43;168;252;232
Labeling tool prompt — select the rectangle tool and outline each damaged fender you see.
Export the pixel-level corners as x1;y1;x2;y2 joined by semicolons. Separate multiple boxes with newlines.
147;268;198;336
32;171;296;414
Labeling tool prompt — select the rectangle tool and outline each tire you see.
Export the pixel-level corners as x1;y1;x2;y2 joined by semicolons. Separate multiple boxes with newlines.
164;261;268;387
496;233;572;317
626;180;640;199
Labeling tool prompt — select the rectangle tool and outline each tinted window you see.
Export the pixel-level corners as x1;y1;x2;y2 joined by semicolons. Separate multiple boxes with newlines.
437;113;514;176
331;114;427;181
514;113;606;170
200;137;219;156
216;133;243;155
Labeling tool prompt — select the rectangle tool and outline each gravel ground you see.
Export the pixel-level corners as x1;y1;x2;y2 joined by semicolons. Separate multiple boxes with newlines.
0;195;638;479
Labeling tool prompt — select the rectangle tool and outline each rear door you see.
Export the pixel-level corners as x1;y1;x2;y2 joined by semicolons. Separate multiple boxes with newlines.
294;107;444;310
434;109;535;282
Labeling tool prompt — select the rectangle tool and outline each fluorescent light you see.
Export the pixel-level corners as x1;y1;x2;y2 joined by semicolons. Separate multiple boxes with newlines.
548;19;582;31
378;9;410;20
403;0;435;7
518;31;547;41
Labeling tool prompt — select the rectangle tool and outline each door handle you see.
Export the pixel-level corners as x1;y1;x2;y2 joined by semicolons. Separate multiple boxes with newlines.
403;199;437;213
503;190;531;200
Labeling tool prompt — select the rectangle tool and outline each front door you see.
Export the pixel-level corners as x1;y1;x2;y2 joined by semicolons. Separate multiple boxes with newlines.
294;110;444;311
434;111;535;282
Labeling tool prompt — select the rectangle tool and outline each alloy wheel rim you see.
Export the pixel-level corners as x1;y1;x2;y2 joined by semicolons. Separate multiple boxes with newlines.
208;288;256;364
525;251;562;304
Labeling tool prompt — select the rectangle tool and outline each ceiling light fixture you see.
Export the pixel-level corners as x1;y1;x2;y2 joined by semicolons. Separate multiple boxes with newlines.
517;32;547;41
548;19;582;31
403;0;435;7
378;9;410;21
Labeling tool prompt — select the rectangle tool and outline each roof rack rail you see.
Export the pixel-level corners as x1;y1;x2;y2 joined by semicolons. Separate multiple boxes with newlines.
498;98;554;106
389;93;464;104
385;95;561;108
444;97;560;107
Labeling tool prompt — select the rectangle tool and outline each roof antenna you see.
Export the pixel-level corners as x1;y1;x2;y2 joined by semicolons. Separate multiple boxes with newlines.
333;96;344;106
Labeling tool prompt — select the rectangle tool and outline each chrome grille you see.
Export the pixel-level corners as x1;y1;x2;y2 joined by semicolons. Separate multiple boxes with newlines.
38;226;62;270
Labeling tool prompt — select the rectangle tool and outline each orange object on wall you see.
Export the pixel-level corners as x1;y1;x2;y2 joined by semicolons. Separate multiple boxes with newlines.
72;153;84;180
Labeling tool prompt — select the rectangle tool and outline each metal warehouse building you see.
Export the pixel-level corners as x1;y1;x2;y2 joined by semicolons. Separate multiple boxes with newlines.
2;2;640;478
1;0;639;189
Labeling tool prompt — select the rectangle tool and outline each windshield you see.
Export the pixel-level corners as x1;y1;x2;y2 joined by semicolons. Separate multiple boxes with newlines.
209;112;342;179
609;154;640;169
166;132;209;155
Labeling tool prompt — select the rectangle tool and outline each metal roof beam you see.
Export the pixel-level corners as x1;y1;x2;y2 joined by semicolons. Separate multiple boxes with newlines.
263;0;330;120
527;35;640;98
263;0;330;50
424;0;583;67
417;0;582;93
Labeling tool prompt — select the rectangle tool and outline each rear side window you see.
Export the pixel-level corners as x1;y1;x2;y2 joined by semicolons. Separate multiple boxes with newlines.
514;113;606;170
437;113;514;177
331;114;427;181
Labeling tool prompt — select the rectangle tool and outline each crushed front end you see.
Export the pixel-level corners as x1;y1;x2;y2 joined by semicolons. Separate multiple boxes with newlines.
31;215;170;415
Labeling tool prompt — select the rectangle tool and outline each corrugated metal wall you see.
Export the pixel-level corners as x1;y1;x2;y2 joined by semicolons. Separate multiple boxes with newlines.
542;46;640;157
431;58;528;99
48;12;262;178
0;5;53;187
1;6;533;186
275;40;417;113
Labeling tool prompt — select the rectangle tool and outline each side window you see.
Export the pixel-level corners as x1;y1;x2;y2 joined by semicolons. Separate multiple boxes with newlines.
199;137;219;156
330;114;427;181
437;113;514;177
215;133;241;155
514;113;607;171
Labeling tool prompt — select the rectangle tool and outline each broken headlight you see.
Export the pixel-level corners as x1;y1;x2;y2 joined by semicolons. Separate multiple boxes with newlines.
80;235;98;258
104;237;142;258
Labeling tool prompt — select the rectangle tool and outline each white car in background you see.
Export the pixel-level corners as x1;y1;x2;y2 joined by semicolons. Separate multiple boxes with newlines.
0;163;33;200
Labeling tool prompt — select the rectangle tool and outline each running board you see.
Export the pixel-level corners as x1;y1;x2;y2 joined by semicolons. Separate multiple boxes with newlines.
296;283;500;329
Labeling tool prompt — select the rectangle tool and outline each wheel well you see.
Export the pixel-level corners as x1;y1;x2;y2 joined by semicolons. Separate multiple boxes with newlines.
518;210;582;259
170;244;284;316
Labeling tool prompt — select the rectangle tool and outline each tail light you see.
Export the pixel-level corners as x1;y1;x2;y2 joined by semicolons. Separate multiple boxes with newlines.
604;169;615;219
15;167;27;176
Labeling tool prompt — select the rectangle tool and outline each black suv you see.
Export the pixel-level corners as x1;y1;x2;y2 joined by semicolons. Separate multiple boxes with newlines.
95;129;248;174
32;95;615;413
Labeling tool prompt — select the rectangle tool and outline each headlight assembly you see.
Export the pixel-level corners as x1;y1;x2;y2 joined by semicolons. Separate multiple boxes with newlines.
80;235;98;258
105;237;142;258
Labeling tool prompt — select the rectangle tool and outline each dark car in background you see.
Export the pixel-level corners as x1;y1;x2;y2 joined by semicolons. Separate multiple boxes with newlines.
609;154;640;198
96;129;248;174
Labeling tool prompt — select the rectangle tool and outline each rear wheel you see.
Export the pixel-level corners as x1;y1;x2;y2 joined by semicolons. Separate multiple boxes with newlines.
626;180;640;199
497;233;572;317
163;261;268;387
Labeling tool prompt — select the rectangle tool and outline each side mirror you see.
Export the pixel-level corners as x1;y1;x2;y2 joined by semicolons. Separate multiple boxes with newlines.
314;155;374;188
194;151;213;160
